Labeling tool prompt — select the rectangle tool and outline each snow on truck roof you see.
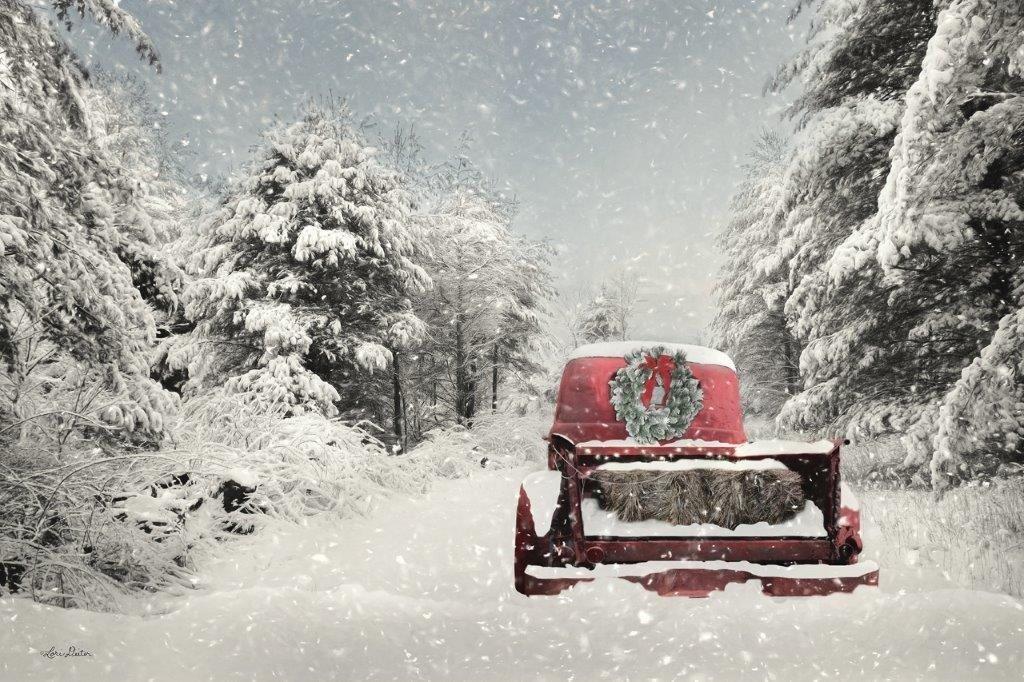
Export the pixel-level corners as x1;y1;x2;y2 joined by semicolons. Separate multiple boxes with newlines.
568;341;736;371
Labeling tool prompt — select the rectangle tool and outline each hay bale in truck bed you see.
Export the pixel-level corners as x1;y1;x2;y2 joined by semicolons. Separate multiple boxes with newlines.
592;468;805;529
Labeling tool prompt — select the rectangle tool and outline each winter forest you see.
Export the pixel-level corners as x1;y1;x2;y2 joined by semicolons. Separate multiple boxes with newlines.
715;0;1024;490
3;1;1024;680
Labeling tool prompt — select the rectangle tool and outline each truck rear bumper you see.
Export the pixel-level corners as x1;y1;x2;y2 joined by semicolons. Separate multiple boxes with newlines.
516;559;879;597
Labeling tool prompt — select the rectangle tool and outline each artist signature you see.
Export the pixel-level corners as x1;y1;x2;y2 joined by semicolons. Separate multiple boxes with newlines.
39;645;94;660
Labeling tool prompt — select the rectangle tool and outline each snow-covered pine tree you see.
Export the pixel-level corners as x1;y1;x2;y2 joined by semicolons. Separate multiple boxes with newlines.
853;1;1024;484
0;0;175;438
84;69;212;400
83;69;189;316
711;131;799;416
772;96;906;435
929;309;1024;488
51;0;160;69
766;0;937;437
771;0;937;124
578;291;619;344
578;272;637;344
181;102;429;420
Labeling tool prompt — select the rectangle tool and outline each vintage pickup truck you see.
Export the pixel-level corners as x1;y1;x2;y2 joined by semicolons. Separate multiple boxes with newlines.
514;341;879;597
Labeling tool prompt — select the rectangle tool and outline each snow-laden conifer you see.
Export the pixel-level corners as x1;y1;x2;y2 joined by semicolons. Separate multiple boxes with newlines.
712;131;798;416
182;102;430;417
577;272;637;345
763;0;936;437
770;0;1024;481
855;0;1024;481
52;0;160;69
0;0;175;437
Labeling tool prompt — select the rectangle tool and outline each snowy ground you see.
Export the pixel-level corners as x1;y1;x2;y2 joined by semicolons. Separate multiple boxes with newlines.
3;468;1024;681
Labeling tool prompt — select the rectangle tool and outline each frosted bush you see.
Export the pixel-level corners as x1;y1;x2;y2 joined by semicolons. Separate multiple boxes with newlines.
0;384;548;612
172;392;548;522
404;411;546;477
0;446;221;612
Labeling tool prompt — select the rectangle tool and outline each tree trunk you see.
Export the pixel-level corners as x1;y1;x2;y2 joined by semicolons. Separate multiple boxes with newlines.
466;359;477;426
391;349;406;452
782;326;802;397
491;342;499;412
454;312;469;425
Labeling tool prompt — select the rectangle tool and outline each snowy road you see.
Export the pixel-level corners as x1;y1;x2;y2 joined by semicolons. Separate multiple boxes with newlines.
3;468;1024;681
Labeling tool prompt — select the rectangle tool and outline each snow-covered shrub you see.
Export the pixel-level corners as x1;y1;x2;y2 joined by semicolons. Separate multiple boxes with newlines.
407;409;547;475
0;325;185;613
0;309;178;451
172;392;547;523
0;389;468;610
171;393;392;521
840;434;926;488
0;443;219;612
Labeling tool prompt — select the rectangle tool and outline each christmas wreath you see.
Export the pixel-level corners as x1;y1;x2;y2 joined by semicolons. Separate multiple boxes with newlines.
609;346;704;443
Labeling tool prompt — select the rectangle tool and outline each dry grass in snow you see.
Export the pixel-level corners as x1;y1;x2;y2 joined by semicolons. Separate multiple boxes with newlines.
838;436;1024;598
860;481;1024;599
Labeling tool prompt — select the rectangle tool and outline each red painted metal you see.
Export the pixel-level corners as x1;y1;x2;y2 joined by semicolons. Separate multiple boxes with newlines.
549;358;747;445
581;538;835;563
516;348;878;598
836;500;864;560
626;567;879;597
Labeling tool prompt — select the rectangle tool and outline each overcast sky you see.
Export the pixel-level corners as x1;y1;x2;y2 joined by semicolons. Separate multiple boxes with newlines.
60;0;802;343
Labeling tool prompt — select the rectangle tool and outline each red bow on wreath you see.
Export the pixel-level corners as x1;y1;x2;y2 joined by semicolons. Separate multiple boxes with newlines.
640;354;675;408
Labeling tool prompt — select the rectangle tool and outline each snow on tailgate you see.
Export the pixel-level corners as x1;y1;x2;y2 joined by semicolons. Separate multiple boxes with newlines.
594;458;786;472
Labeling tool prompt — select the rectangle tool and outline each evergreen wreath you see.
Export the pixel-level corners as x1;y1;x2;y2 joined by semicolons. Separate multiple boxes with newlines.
609;346;704;443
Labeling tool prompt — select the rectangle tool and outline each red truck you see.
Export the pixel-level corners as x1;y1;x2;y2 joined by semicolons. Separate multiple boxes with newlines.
514;342;879;597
